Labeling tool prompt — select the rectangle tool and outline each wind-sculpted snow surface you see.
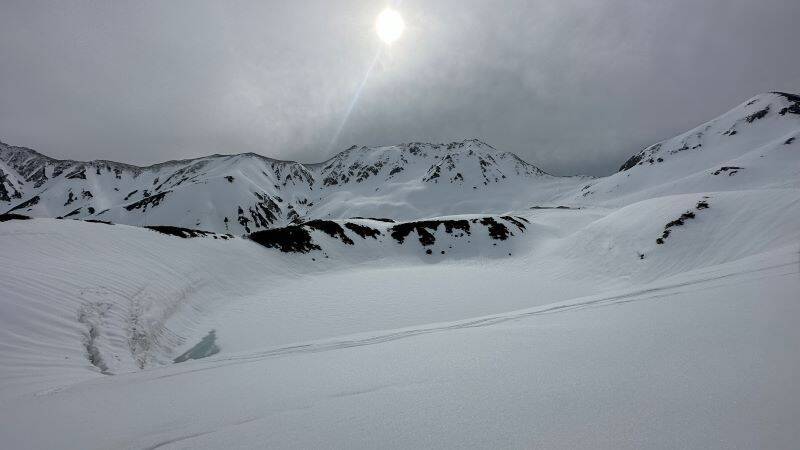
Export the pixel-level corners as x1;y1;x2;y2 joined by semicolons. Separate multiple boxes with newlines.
0;92;799;449
1;187;797;396
0;244;798;449
0;212;540;394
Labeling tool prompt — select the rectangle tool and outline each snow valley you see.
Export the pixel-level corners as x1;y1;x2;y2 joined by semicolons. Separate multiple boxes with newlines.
1;92;799;449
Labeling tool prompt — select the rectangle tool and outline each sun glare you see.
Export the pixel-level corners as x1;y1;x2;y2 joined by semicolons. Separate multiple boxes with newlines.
376;9;405;44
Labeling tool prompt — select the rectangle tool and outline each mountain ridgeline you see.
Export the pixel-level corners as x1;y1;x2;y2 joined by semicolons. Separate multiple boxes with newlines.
2;92;799;234
0;139;566;234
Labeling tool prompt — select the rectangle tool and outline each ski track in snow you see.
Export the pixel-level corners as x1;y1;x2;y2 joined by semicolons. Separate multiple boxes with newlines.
5;245;797;450
144;255;800;381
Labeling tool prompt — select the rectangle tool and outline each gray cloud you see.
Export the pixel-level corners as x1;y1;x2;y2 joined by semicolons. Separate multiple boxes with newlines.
1;0;798;175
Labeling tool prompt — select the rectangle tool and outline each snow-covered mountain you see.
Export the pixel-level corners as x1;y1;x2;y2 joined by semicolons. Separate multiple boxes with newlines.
574;91;800;204
1;92;799;449
0;138;579;234
3;92;798;236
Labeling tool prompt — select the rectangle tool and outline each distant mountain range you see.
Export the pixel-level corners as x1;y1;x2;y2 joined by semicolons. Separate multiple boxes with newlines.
2;92;798;234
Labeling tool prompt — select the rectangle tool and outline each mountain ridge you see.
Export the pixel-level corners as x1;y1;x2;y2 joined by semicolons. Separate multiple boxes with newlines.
0;137;530;174
1;137;570;233
2;91;798;233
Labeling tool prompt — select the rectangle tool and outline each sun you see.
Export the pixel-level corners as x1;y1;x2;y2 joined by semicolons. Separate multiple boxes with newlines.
376;9;405;44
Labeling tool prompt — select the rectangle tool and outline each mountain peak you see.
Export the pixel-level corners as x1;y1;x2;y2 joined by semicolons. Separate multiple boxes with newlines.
1;137;562;233
617;91;800;173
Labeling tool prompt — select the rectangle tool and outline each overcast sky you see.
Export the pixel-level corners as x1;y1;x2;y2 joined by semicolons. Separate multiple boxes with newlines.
1;0;799;175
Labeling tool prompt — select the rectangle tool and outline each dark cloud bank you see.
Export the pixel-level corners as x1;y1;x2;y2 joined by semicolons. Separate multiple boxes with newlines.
1;0;798;175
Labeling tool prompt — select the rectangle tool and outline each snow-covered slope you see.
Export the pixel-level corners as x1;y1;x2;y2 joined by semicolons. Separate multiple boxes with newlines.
0;212;537;395
2;185;797;395
0;210;798;449
573;92;800;204
0;139;582;234
1;91;799;449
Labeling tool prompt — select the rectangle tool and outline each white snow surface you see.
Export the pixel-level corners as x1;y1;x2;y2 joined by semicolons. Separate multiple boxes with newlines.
1;92;799;449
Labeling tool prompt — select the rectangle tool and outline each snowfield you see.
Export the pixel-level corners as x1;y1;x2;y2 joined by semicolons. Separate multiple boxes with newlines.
1;92;799;449
1;236;797;449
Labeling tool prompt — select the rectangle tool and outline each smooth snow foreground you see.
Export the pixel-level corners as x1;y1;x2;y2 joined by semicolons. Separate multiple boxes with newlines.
0;243;798;449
